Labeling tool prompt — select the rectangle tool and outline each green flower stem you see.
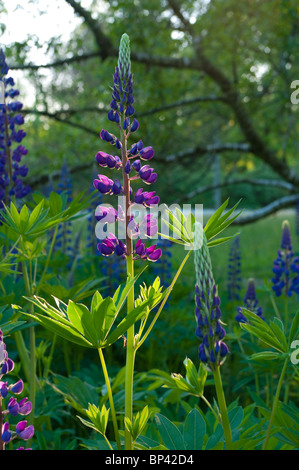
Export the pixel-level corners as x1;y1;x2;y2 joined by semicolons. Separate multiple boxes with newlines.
14;330;31;383
212;365;233;450
124;254;135;451
98;348;121;450
262;356;288;450
36;225;58;296
21;258;36;433
200;394;220;423
120;117;135;451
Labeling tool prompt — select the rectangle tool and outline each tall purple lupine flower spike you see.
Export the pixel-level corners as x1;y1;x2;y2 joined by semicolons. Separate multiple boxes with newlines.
0;330;34;450
93;34;162;263
235;278;264;323
271;220;299;297
227;234;242;301
193;223;229;370
0;49;30;207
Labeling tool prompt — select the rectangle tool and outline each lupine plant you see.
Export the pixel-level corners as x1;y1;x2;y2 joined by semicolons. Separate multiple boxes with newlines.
235;278;264;323
193;222;232;449
0;49;30;208
19;34;242;451
0;329;34;450
271;220;299;326
227;234;242;301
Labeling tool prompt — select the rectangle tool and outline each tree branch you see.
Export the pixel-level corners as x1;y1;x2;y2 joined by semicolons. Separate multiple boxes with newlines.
164;142;252;163
233;194;299;225
177;178;295;203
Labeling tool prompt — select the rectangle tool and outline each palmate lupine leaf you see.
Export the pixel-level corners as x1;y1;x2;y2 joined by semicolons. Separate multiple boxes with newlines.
239;309;289;354
0;191;92;241
160;199;242;248
21;273;164;349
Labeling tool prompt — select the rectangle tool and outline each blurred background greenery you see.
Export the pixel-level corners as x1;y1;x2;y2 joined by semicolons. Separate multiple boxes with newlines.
1;0;299;211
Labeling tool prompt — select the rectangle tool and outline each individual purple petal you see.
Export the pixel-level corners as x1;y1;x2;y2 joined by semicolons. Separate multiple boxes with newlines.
1;422;11;443
10;379;24;394
147;248;162;262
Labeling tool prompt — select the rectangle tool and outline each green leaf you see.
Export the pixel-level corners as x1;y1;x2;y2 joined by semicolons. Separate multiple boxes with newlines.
19;205;30;233
24;312;93;348
250;351;284;361
93;297;117;344
240;309;287;352
289;310;299;344
102;303;148;347
155;413;185;450
67;300;98;346
183;409;206;450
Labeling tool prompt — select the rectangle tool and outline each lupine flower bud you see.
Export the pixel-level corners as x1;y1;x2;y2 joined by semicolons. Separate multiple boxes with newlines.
193;223;229;370
139;147;154;161
236;278;264;323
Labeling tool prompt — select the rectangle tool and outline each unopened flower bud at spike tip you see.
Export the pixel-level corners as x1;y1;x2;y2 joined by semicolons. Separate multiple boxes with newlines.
118;33;131;79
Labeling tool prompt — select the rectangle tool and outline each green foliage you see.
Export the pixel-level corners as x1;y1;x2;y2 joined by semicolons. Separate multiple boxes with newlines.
20;272;163;349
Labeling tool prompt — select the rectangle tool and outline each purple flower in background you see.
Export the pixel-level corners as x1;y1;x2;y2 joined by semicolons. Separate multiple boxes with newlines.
0;329;34;450
0;49;30;207
227;234;242;301
194;223;229;370
93;34;161;263
235;278;264;323
271;220;299;297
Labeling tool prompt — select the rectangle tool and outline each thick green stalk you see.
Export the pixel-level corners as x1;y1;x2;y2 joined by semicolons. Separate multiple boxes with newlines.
213;365;233;450
124;254;135;450
21;257;36;433
35;225;58;296
262;357;288;450
120;116;135;450
98;348;121;450
14;330;31;383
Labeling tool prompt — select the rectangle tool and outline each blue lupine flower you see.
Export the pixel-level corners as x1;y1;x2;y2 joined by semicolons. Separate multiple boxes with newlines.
194;223;229;370
55;161;73;256
236;278;264;323
227;234;242;301
0;329;34;450
271;220;299;297
0;49;30;207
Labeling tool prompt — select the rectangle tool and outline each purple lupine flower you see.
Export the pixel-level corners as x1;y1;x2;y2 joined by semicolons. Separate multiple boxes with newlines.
194;223;229;370
0;49;30;207
236;278;264;323
227;234;242;301
93;34;161;263
15;421;34;440
0;329;34;450
271;220;299;297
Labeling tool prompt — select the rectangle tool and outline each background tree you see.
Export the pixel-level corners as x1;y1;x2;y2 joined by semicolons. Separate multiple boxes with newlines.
4;0;299;222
